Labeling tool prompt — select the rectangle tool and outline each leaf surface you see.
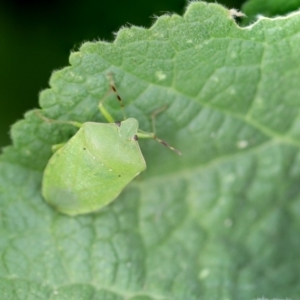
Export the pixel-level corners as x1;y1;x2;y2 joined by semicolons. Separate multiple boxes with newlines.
1;2;300;299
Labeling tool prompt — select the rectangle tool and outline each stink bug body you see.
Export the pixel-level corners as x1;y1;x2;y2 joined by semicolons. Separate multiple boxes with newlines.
40;73;180;216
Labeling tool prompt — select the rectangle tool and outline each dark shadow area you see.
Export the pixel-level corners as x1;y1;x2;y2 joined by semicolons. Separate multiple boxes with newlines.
0;0;244;148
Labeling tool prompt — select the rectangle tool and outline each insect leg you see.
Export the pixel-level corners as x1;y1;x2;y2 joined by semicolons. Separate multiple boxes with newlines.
150;105;168;134
137;106;181;155
35;110;82;128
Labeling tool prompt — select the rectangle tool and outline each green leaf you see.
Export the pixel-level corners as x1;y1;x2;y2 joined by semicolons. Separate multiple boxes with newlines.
242;0;300;25
1;1;300;298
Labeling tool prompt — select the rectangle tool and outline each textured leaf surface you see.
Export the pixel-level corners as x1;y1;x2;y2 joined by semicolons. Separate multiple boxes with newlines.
1;1;300;299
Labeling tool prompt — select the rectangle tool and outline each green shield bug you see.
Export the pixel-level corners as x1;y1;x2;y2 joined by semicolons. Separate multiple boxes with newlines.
40;73;181;216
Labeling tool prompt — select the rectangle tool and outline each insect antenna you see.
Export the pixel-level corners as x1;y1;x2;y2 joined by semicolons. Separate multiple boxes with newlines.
107;72;127;120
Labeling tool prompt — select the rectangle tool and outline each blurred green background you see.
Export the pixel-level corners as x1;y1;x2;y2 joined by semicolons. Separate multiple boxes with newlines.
0;0;244;149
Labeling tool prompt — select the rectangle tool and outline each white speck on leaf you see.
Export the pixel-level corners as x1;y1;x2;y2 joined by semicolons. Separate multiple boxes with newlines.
230;51;237;59
155;70;167;81
237;140;248;149
199;269;210;279
229;87;236;95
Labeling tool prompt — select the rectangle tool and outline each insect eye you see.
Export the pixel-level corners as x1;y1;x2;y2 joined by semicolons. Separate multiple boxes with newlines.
133;135;138;141
115;121;121;127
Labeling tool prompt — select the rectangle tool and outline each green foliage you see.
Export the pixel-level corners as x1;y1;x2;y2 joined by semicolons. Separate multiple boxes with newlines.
242;0;300;24
0;0;185;148
1;1;300;299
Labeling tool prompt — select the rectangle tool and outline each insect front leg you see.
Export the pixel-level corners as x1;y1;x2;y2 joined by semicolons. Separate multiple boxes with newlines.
35;110;84;153
35;110;83;128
